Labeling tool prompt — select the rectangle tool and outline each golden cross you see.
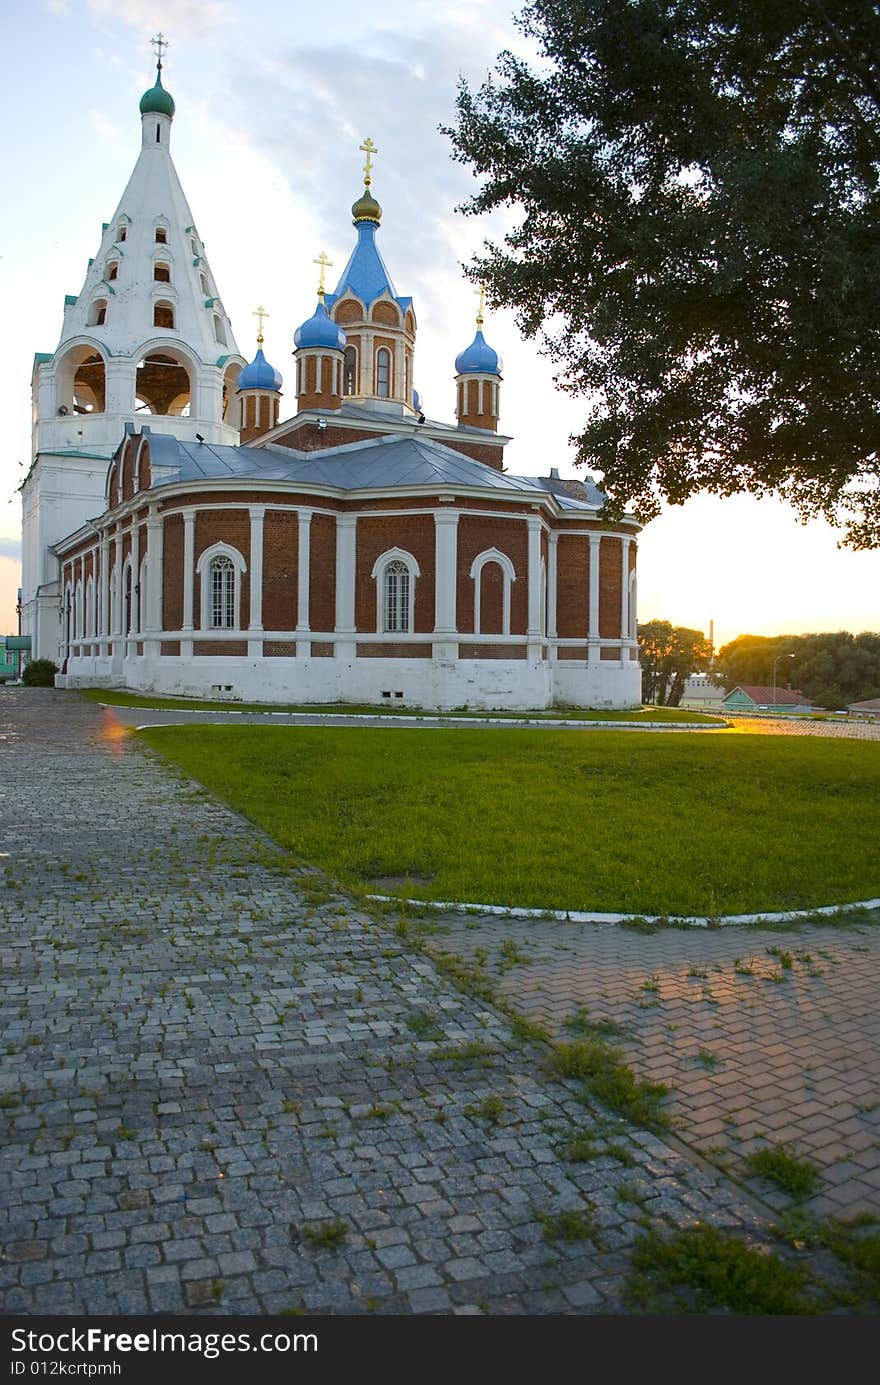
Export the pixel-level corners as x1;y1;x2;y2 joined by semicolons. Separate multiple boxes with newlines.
475;283;486;327
314;252;333;299
252;304;269;344
360;136;378;187
151;32;169;68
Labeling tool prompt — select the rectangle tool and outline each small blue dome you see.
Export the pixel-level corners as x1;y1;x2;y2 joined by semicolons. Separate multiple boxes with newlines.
412;389;421;412
294;301;346;352
454;329;502;376
237;348;282;393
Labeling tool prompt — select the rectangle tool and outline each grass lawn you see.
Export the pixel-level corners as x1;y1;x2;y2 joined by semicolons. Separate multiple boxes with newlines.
139;725;880;916
76;688;721;722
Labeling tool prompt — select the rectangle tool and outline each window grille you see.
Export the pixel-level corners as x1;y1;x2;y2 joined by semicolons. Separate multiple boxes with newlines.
210;555;236;628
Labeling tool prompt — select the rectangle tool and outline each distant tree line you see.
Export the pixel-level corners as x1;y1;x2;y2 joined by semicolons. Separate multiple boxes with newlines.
638;625;880;708
712;632;880;710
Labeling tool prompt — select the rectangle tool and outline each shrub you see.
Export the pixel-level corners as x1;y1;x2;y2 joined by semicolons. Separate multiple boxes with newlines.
22;659;58;687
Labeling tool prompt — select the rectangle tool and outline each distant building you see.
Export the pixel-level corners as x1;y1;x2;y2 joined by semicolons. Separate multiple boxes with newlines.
679;674;725;711
847;698;880;719
723;685;812;714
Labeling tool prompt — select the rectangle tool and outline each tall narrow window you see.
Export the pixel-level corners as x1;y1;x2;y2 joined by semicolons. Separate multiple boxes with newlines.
154;262;171;283
107;261;119;281
118;225;127;242
384;561;410;633
155;227;167;244
210;555;236;629
153;301;174;329
343;346;358;396
376;347;391;398
214;314;227;345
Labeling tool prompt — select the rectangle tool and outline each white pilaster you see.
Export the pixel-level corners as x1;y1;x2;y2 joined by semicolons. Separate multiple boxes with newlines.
296;509;312;658
527;515;543;660
128;522;139;648
620;536;632;665
588;533;601;663
181;508;195;658
335;513;357;660
146;509;164;653
248;505;265;657
547;530;559;661
433;510;459;660
99;533;110;657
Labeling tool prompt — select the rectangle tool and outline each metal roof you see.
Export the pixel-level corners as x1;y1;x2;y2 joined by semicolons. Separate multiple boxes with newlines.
143;430;605;510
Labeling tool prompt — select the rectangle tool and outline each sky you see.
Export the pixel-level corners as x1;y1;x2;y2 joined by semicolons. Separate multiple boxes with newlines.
2;0;878;650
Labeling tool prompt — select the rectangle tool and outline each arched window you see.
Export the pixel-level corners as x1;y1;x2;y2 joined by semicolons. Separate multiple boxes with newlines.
123;562;133;637
153;262;171;283
117;224;127;242
196;544;247;631
343;346;358;395
86;576;95;639
200;273;209;296
153;301;174;329
371;549;419;634
209;555;235;628
155;227;168;244
106;261;119;282
88;299;108;326
214;315;227;346
376;347;391;398
384;561;409;632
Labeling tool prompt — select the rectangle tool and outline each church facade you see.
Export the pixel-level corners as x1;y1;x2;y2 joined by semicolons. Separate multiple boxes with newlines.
23;58;641;710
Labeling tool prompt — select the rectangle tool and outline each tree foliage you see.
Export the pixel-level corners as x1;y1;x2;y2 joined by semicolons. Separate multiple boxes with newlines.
446;0;880;547
22;659;58;687
713;630;880;706
638;619;713;704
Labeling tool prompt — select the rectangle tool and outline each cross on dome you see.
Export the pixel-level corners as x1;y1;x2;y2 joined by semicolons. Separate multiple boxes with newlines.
359;137;378;188
151;32;169;71
252;304;269;345
313;252;333;300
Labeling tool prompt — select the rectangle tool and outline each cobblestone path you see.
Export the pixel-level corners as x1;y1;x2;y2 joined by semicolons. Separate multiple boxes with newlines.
0;690;868;1314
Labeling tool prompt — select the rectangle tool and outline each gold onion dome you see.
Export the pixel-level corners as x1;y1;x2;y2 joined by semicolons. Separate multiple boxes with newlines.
352;188;382;224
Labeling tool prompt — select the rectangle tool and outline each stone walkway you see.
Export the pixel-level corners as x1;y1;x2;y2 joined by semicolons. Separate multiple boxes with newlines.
0;689;874;1315
426;914;880;1221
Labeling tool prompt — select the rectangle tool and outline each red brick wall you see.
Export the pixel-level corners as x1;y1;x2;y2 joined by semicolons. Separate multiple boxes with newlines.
599;536;622;638
457;516;527;635
262;511;297;631
442;437;505;470
162;514;183;629
193;641;247;656
556;535;588;638
309;513;336;630
355;515;435;632
479;562;504;634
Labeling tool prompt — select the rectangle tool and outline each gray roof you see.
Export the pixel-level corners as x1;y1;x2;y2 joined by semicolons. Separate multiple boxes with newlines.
144;431;608;511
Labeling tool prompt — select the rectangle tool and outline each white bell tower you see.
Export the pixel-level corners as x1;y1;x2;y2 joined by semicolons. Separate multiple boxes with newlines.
21;37;246;661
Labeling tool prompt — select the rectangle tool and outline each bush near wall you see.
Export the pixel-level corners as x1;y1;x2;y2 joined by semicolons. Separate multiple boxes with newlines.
22;659;58;687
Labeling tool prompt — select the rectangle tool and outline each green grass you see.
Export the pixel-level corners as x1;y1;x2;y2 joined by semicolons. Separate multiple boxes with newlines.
138;725;880;916
534;1205;597;1244
78;688;721;723
627;1225;816;1314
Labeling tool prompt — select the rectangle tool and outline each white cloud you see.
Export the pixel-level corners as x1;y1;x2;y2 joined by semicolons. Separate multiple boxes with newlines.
86;0;234;41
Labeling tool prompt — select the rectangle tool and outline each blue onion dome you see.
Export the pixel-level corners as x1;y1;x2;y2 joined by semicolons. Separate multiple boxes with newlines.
294;301;347;351
237;347;282;392
412;389;422;411
139;70;175;119
454;329;502;375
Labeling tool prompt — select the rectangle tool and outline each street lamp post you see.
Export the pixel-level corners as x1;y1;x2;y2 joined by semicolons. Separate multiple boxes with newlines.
771;653;796;711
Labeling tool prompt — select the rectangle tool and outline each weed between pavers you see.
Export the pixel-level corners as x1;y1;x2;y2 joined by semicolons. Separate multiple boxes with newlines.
745;1144;820;1200
627;1224;818;1314
549;1039;671;1132
301;1219;348;1251
534;1205;598;1245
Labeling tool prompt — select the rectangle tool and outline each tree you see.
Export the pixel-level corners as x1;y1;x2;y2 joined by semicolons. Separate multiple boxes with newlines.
713;630;880;706
22;659;58;687
638;620;712;704
446;1;880;548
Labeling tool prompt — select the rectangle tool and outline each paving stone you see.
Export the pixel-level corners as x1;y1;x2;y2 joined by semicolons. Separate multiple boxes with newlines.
1;687;871;1318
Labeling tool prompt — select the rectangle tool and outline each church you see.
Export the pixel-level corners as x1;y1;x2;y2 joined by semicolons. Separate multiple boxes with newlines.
21;50;641;710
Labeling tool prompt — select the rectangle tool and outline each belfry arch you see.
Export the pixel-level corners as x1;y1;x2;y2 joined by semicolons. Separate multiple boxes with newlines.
135;345;195;417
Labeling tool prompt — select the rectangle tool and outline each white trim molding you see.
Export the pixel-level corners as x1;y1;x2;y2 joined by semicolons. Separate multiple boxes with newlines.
470;547;516;636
